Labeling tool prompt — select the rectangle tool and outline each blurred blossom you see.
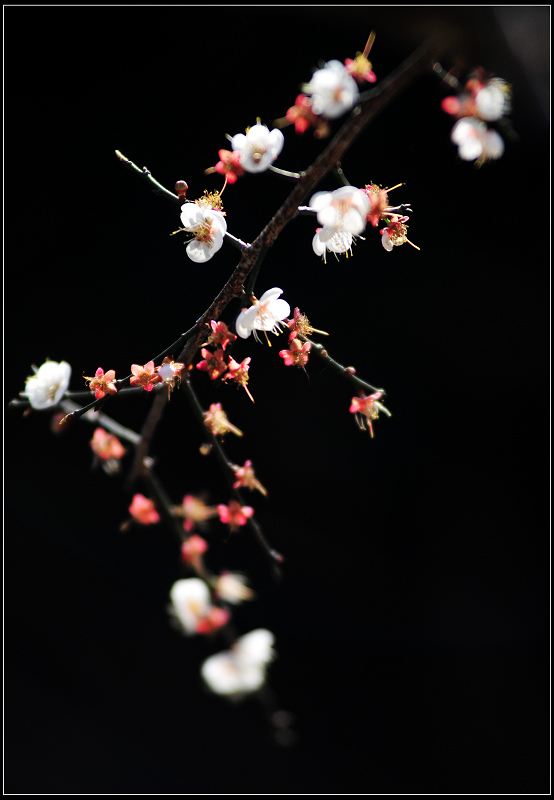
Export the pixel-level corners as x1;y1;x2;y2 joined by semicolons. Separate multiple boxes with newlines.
231;122;284;173
23;360;71;410
201;629;275;696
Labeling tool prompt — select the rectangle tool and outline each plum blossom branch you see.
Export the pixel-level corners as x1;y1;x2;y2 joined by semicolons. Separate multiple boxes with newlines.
140;459;190;545
121;42;434;482
308;340;384;394
181;374;283;580
115;150;181;205
59;399;142;445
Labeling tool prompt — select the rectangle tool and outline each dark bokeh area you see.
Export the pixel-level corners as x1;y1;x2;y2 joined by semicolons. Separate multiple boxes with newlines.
5;7;549;794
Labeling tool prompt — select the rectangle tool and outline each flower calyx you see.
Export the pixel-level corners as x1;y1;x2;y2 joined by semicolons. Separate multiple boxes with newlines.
380;215;420;252
231;460;267;496
203;402;243;438
344;32;377;84
286;307;329;341
157;357;185;399
83;367;118;400
349;391;391;438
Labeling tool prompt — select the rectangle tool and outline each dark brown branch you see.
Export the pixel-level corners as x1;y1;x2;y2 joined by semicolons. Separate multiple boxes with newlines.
177;40;435;368
124;41;435;484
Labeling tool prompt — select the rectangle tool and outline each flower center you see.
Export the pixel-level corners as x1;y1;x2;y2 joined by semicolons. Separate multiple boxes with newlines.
46;382;60;401
195;218;216;245
250;141;266;163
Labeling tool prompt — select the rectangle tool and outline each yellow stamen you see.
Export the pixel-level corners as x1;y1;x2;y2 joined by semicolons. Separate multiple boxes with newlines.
363;31;376;58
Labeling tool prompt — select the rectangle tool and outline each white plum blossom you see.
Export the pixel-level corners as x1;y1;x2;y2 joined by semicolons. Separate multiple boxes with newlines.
180;202;227;263
201;628;275;696
312;227;353;262
310;186;370;236
310;186;369;261
475;79;511;122
23;360;71;409
169;578;211;636
303;60;359;119
451;117;504;162
231;123;284;173
236;288;290;341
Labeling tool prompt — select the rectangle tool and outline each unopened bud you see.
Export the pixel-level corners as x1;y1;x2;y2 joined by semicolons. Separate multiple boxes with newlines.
344;366;356;375
175;180;188;199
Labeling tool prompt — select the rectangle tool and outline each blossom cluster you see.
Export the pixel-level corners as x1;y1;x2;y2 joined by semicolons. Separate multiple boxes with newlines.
167;514;273;696
280;33;377;137
123;485;271;696
206;122;285;188
195;320;257;401
441;68;511;164
308;183;418;260
278;307;328;370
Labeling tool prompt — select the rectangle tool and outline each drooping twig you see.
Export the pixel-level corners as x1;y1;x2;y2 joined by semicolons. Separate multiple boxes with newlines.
181;374;283;581
115;150;181;204
308;341;384;394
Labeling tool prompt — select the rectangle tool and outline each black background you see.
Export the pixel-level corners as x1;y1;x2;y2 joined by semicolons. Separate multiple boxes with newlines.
5;6;550;794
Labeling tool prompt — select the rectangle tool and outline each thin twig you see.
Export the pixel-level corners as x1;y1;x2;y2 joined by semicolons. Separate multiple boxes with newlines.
181;374;283;580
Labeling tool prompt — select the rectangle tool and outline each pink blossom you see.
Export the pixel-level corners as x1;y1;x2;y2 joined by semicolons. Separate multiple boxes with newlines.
181;534;208;562
196;348;228;381
232;460;267;496
279;338;312;368
344;32;377;84
285;94;326;136
213;149;245;184
84;367;117;400
286;307;329;342
349;392;391;438
90;427;126;461
130;361;162;392
195;606;230;635
203;403;243;438
217;500;254;533
205;320;237;351
224;356;254;402
178;496;218;533
128;494;160;525
380;216;420;251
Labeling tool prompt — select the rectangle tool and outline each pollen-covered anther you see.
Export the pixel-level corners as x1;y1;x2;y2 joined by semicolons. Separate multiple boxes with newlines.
195;218;217;245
